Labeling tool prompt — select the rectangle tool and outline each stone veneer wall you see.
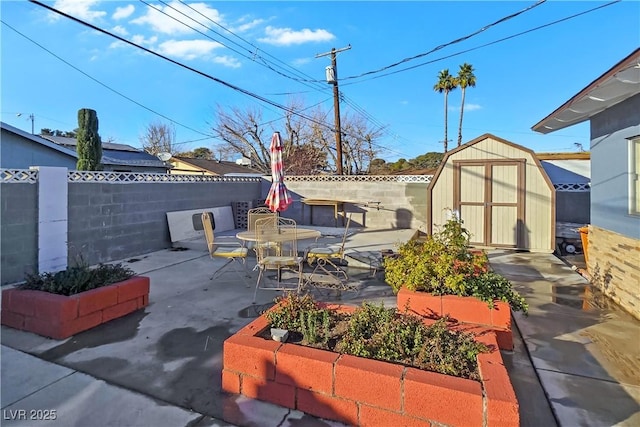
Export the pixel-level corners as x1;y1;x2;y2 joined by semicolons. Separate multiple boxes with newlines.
587;225;640;320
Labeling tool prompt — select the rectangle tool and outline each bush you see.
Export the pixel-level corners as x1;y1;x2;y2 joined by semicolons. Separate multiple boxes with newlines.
384;217;527;313
265;294;488;380
19;261;135;296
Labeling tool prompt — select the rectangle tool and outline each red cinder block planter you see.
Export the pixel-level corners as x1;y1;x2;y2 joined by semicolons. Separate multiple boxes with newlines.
221;303;519;427
398;288;513;350
1;276;150;340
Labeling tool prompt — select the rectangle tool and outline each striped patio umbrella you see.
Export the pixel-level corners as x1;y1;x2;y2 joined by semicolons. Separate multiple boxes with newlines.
265;131;292;212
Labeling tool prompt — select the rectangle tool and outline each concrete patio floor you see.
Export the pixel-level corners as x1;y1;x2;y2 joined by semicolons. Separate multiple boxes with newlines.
1;228;639;426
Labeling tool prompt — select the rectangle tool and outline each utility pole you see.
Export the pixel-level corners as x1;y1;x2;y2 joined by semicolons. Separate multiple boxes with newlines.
316;45;351;175
17;113;35;134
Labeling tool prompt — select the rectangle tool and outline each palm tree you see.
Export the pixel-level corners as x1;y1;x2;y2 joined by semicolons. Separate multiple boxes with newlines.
456;63;476;147
433;69;457;152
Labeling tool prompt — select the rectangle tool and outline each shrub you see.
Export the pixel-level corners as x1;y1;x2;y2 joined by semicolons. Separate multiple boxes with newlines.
19;261;135;296
265;294;488;380
384;217;527;313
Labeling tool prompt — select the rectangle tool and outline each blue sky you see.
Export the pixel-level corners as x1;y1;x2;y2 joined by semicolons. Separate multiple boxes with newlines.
1;1;638;162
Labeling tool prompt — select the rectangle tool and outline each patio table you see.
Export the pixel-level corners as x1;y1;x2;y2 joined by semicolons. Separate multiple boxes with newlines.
301;198;347;227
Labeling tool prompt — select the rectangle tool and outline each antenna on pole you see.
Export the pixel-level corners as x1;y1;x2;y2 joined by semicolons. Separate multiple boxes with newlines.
316;45;351;175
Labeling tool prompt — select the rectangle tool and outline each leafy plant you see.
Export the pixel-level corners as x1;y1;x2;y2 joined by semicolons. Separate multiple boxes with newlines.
384;217;527;313
19;260;134;296
265;294;488;380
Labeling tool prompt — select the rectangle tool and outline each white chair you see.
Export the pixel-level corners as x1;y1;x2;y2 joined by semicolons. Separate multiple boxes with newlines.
253;216;304;303
202;211;250;286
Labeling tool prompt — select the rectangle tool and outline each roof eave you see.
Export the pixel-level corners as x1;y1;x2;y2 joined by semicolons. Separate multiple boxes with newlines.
532;48;640;134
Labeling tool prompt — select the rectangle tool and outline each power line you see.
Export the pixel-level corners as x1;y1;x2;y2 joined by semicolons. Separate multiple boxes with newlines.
0;19;214;141
340;0;547;82
341;0;621;86
27;0;342;134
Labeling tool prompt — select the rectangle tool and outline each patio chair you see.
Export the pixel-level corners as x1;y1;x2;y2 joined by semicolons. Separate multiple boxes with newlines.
202;211;250;286
248;207;277;231
302;214;359;295
253;216;304;303
305;213;352;268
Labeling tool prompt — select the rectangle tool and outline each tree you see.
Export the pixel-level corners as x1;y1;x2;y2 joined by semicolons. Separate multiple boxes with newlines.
286;144;328;175
214;100;384;175
412;152;444;169
456;63;476;147
76;108;102;171
140;121;176;156
192;147;214;159
433;69;458;153
40;128;78;138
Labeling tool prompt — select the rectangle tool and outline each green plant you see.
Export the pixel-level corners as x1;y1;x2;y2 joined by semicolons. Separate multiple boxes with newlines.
19;261;134;296
265;295;488;380
76;108;103;171
384;217;527;313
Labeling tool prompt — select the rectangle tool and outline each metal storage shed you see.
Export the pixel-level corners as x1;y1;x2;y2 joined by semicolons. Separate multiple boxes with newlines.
428;134;555;252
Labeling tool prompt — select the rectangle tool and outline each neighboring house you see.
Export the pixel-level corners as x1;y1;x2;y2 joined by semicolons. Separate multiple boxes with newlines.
1;122;168;173
169;156;263;176
532;47;640;320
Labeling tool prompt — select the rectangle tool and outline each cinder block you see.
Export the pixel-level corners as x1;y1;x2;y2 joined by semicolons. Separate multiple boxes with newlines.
242;375;295;409
116;276;150;303
221;369;241;394
223;334;280;380
403;368;483;426
297;389;358;425
75;285;118;316
334;355;403;411
275;344;338;393
32;292;79;323
479;355;519;426
358;404;431;427
1;310;25;330
103;299;138;323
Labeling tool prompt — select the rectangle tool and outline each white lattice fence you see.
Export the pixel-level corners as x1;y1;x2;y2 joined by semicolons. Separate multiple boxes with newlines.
67;171;262;183
286;175;433;183
0;169;38;183
554;183;590;192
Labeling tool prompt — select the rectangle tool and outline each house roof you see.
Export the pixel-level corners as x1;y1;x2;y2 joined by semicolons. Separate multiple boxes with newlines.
532;48;640;134
172;157;263;175
1;122;79;158
40;135;166;168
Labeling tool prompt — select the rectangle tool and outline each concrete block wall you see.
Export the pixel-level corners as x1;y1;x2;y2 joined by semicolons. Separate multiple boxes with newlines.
278;178;430;230
587;225;640;320
556;192;590;225
68;181;262;266
0;183;38;285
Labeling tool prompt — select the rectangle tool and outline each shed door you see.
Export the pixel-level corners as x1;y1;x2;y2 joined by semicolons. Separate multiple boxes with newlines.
454;160;524;247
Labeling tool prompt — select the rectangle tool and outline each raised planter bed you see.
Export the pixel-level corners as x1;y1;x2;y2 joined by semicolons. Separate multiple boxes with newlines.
222;304;519;427
397;288;513;350
1;276;150;340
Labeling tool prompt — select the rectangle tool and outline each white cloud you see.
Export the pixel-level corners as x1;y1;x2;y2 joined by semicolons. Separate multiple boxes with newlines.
212;55;242;68
132;34;158;46
111;25;129;36
449;103;482;112
258;26;335;46
131;1;224;35
292;57;311;67
157;39;222;60
109;40;126;49
235;18;264;33
113;4;135;20
51;0;106;22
